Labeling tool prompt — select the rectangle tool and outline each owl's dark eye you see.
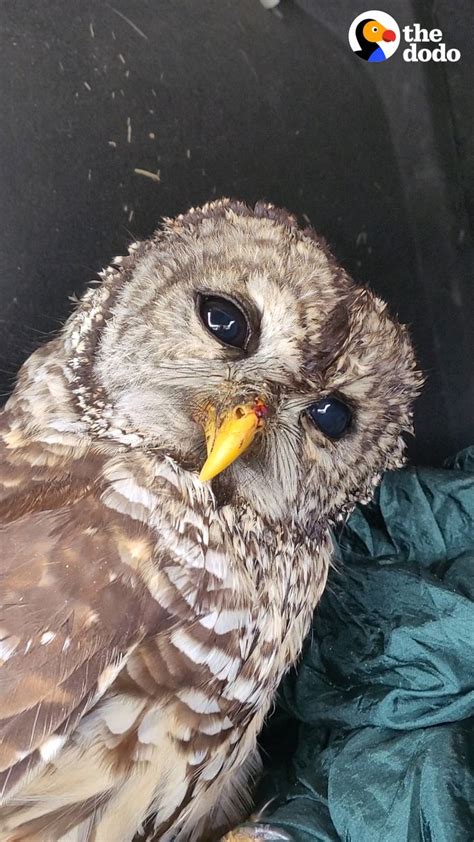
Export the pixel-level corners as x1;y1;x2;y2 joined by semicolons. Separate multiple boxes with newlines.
198;294;249;349
307;396;352;440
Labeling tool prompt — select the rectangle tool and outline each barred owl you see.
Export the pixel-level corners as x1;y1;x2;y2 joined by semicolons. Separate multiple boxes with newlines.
0;200;421;841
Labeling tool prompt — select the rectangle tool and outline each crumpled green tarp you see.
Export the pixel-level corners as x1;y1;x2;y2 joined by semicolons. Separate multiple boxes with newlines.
259;447;474;841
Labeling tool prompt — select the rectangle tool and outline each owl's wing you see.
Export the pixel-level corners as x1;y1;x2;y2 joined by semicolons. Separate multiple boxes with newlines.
0;424;163;801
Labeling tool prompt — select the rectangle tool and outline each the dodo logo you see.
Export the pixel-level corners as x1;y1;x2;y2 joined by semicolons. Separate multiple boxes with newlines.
349;10;400;62
349;10;461;63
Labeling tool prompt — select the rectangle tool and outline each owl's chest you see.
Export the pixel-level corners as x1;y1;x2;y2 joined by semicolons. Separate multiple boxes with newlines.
108;460;328;710
147;498;328;710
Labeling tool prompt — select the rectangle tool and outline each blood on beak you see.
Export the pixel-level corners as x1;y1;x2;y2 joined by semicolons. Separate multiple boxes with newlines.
199;399;268;482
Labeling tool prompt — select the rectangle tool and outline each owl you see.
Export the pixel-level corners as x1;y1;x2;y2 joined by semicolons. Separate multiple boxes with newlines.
0;199;421;842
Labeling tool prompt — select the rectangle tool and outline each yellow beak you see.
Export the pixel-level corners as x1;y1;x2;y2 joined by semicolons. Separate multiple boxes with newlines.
199;400;267;482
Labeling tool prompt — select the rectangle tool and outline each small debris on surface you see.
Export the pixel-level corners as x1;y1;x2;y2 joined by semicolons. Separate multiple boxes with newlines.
126;116;132;143
110;6;149;41
89;22;95;38
133;168;161;183
260;0;280;7
118;53;126;65
148;132;156;139
186;148;191;159
108;140;117;147
83;81;92;91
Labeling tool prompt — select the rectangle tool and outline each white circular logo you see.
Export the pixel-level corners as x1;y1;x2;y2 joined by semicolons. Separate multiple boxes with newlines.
349;10;400;61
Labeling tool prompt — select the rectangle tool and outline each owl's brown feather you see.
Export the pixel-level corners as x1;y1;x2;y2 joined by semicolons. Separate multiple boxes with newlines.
0;412;161;797
0;199;422;841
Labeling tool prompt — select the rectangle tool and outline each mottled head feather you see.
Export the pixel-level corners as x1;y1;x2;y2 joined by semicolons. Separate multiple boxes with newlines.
5;199;422;526
56;199;423;523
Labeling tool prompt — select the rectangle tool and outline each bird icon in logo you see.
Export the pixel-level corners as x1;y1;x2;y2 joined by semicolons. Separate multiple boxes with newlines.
355;17;397;61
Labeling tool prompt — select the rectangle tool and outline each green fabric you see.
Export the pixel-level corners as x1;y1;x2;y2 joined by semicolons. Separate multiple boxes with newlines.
260;447;474;841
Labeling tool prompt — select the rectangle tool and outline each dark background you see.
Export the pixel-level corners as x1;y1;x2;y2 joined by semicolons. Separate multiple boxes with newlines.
0;0;472;464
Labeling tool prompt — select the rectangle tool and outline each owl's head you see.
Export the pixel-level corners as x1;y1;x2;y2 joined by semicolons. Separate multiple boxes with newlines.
64;200;422;524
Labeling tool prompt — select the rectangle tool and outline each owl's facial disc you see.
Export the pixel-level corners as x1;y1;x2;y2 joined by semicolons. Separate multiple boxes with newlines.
199;398;268;482
88;200;422;522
